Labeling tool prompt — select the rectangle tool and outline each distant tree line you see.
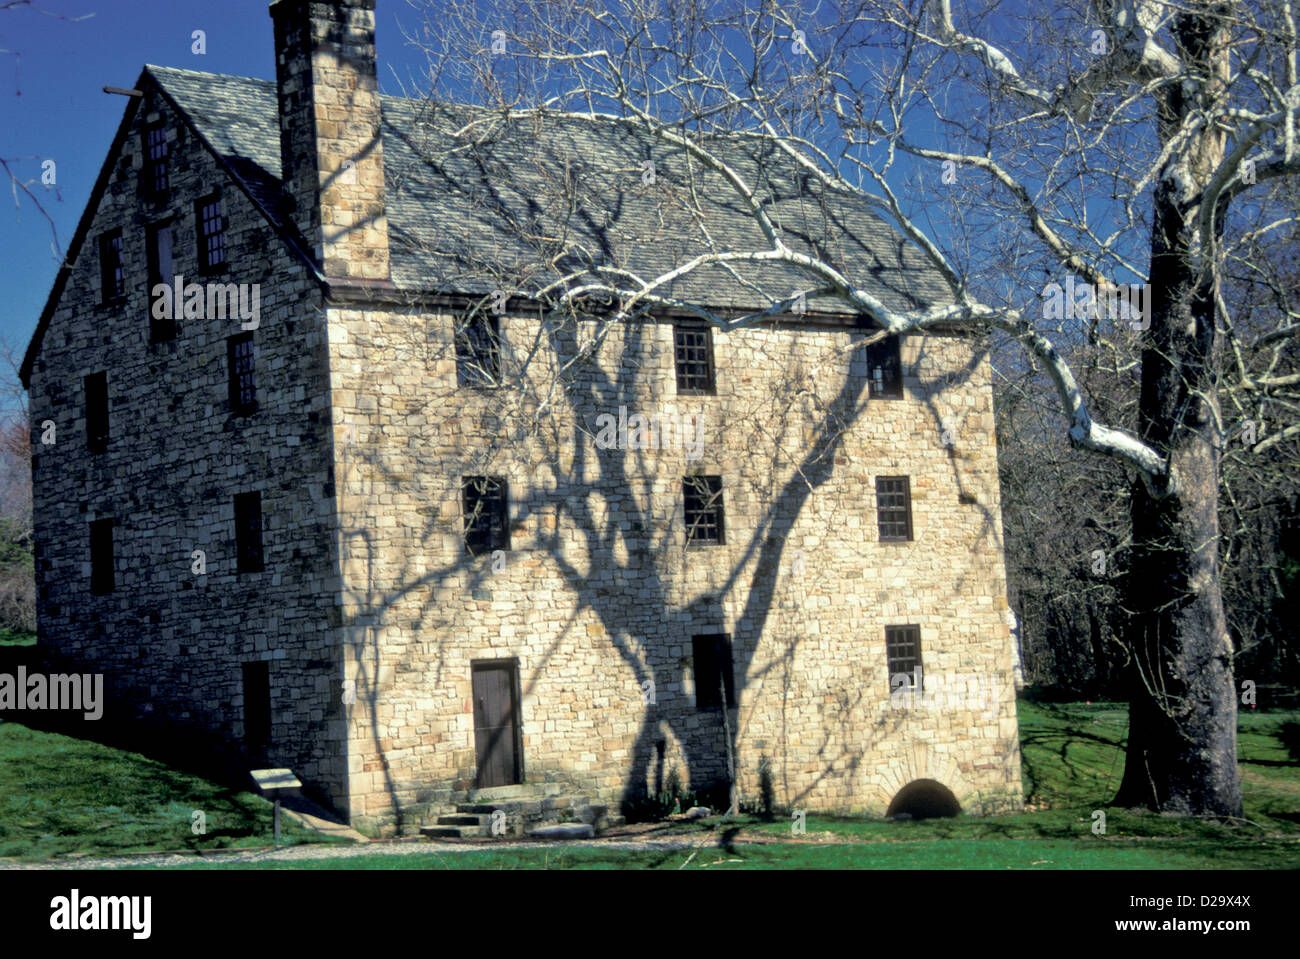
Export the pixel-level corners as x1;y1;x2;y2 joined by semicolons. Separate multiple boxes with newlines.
0;342;33;637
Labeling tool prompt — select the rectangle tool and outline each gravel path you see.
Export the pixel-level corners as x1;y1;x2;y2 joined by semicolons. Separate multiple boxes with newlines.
0;832;730;870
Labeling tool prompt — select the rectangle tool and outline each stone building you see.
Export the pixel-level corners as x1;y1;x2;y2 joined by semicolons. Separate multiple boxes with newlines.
22;0;1023;835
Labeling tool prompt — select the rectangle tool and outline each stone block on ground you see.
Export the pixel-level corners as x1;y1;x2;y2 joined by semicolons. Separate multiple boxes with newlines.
529;822;594;839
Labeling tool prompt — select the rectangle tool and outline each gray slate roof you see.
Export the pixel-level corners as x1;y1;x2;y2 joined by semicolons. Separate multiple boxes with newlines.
148;64;951;316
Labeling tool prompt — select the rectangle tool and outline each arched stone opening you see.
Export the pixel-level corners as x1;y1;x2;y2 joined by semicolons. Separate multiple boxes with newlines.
886;778;961;819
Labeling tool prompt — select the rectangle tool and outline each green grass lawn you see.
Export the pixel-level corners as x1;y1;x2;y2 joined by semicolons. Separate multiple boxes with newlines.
3;699;1299;867
143;837;1300;870
0;628;36;647
0;720;335;859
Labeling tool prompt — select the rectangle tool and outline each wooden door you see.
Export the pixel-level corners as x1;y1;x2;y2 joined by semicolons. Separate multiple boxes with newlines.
472;661;520;788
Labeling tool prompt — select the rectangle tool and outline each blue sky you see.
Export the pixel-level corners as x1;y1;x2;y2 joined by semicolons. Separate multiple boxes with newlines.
0;0;428;367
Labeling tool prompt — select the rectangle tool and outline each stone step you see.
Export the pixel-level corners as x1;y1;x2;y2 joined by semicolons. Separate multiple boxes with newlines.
420;824;480;839
455;800;542;816
423;782;621;842
529;822;594;839
449;798;622;825
457;797;594;814
467;783;556;802
437;813;487;827
455;803;500;816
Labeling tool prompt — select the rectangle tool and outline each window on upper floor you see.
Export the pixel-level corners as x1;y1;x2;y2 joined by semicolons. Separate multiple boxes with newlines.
693;633;735;710
885;624;923;693
683;474;725;546
84;371;108;453
227;333;257;415
674;323;715;395
99;230;124;305
234;491;264;573
866;333;903;399
875;475;913;542
143;123;169;199
147;221;176;342
455;313;501;387
462;475;510;554
196;192;226;274
89;518;115;595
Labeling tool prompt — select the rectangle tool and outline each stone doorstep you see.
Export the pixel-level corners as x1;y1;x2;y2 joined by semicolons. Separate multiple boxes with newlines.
455;799;547;816
453;795;594;813
419;783;625;839
465;783;562;802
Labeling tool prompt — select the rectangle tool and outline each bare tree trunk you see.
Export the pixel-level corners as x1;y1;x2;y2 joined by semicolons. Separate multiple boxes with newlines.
1118;424;1242;815
1118;447;1241;815
1115;5;1242;817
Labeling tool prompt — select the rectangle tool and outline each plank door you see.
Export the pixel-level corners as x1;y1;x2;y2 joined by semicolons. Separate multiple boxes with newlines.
472;661;520;788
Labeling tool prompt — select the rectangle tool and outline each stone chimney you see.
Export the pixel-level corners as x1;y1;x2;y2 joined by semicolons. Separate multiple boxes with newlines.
270;0;390;282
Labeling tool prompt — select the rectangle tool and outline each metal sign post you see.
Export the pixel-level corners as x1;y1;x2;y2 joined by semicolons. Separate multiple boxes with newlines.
250;768;302;846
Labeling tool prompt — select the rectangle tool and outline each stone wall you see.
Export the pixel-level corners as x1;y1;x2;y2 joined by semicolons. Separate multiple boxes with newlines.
327;303;1024;834
26;79;350;811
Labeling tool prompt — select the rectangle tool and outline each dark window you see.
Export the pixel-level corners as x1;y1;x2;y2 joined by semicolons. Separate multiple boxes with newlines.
693;634;735;709
89;519;114;595
143;124;169;197
876;475;913;541
147;222;176;341
227;333;257;414
455;314;500;387
196;193;226;273
234;491;263;573
462;476;509;554
84;372;108;452
242;661;271;749
674;324;715;394
99;231;124;304
683;475;724;546
885;625;923;692
866;334;903;399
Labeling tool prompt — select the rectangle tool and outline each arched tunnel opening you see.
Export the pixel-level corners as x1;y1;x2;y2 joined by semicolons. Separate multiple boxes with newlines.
886;779;961;820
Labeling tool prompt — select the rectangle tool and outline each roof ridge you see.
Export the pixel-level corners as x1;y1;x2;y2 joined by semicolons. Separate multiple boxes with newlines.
145;63;270;83
144;63;443;109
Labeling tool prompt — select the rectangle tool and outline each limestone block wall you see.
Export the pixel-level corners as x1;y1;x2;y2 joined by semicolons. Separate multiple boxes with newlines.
27;81;348;809
327;304;1022;834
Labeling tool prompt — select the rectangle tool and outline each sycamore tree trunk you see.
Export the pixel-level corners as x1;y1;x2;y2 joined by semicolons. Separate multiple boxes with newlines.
1115;6;1242;817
